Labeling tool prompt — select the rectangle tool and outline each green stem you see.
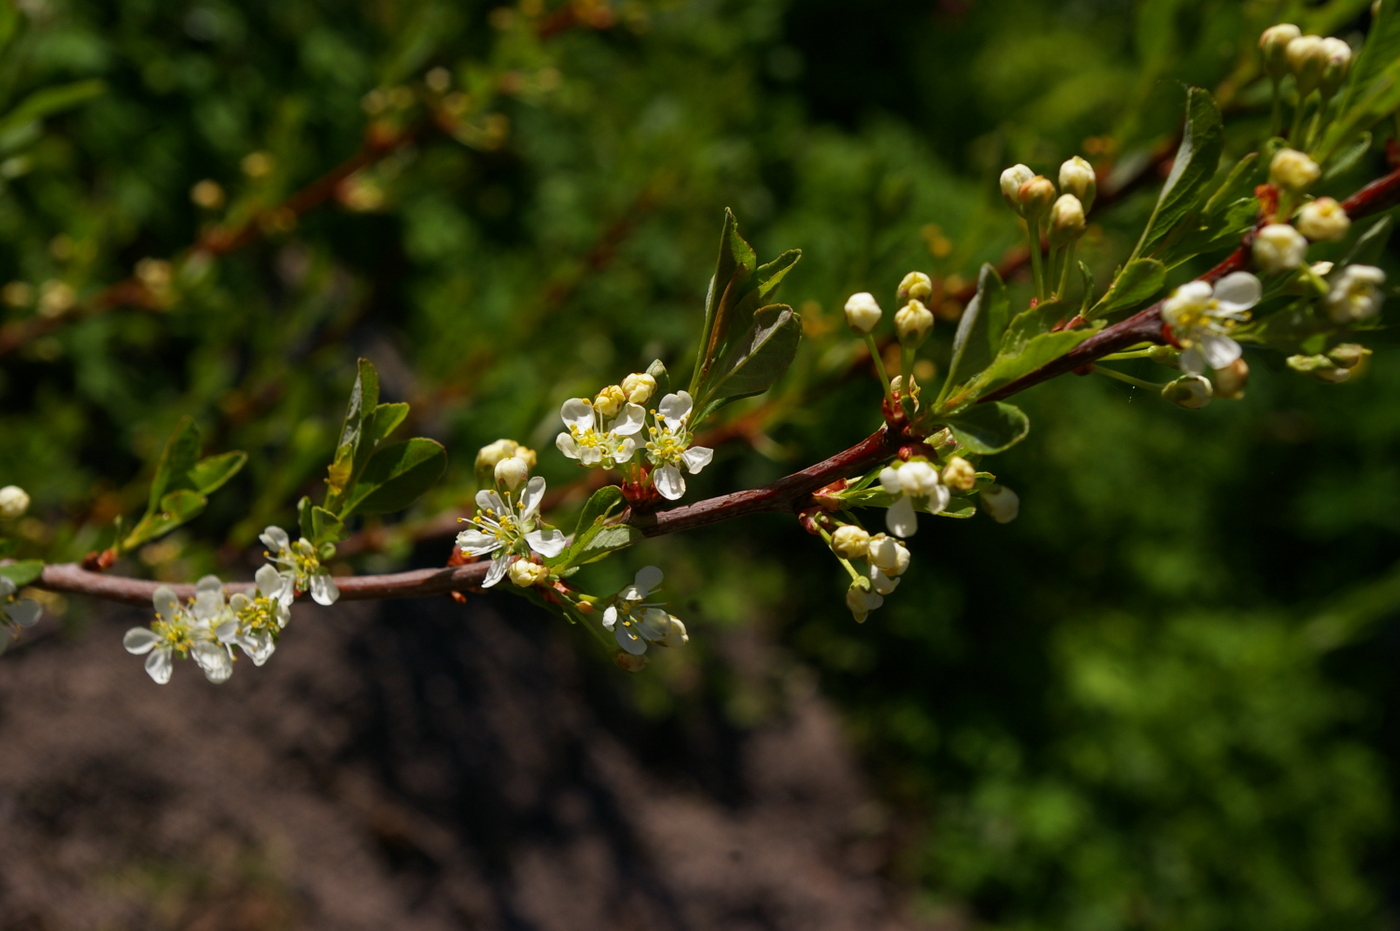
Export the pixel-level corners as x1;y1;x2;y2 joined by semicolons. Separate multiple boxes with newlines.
1097;347;1157;362
1091;364;1164;392
1056;241;1076;300
1289;93;1310;146
864;332;895;404
1024;217;1046;301
1269;77;1283;138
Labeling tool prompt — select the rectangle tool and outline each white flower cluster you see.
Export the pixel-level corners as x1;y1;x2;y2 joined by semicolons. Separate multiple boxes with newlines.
556;377;714;501
829;525;912;623
0;576;41;654
602;566;688;655
261;525;341;605
457;445;567;588
1161;273;1262;374
877;459;950;537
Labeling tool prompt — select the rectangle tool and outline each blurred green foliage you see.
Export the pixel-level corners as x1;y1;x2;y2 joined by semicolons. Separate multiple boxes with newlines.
1;0;1398;927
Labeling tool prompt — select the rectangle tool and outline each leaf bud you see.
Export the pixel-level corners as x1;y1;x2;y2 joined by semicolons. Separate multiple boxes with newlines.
1269;148;1320;193
1327;343;1372;369
1058;156;1097;212
1319;37;1352;97
999;164;1035;213
0;485;29;519
897;271;933;305
1286;34;1329;95
844;292;883;334
830;524;871;560
1252;223;1308;273
495;456;529;491
895;299;934;348
621;372;657;405
942;456;977;492
1287;353;1351;383
1048;194;1086;247
1259;24;1302;80
508;559;551;588
594;385;625;419
1295;197;1351;242
1161;374;1214;409
1213;358;1249;401
979;484;1020;524
1017;175;1057;219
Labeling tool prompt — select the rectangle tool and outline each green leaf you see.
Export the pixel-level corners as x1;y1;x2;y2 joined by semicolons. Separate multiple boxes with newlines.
365;402;409;447
951;327;1102;407
123;490;207;551
938;263;1005;405
1349;0;1400;92
341;438;447;516
1088;258;1167;318
1077;261;1095;315
1323;132;1371;182
702;303;802;413
0;79;105;139
1201;153;1258;218
1340;216;1393;268
187;451;247;496
999;299;1068;355
1317;58;1400;163
571;524;641;566
1133;87;1224;258
549;486;629;568
944;402;1031;455
148;417;201;511
326;359;380;509
691;209;758;395
310;506;348;545
939;498;978;519
297;495;315;541
0;560;44;587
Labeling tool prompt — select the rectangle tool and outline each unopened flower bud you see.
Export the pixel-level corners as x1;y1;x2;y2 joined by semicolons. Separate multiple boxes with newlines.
1213;358;1249;400
1161;374;1214;409
1328;343;1372;369
476;438;521;472
868;533;911;577
1271;148;1321;193
942;456;977;492
495;456;529;491
1286;34;1328;94
999;164;1035;213
1259;24;1302;80
513;445;537;470
1252;223;1308;273
594;385;625;419
508;559;551;588
831;524;871;560
0;485;29;519
1058;156;1097;211
1048;194;1086;247
621;372;657;405
1147;345;1182;367
1319;37;1352;97
844;292;883;334
845;579;883;624
1017;175;1057;218
1296;197;1350;242
895;299;934;348
897;271;933;305
1287;353;1351;383
980;485;1020;524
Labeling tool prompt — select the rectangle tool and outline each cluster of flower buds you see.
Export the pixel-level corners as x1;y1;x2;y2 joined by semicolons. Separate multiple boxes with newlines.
999;156;1096;299
1251;150;1354;274
1260;25;1351;102
1287;343;1372;383
828;524;911;623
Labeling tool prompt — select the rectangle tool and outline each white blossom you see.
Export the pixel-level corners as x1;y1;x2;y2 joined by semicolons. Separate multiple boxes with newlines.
555;396;646;469
123;577;234;684
261;525;339;605
456;475;568;587
602;566;688;655
845;582;883;624
216;564;292;666
644;391;713;501
1296;197;1350;242
1325;265;1386;323
878;459;950;537
980;485;1020;524
1161;272;1261;373
1270;148;1320;192
1252;224;1307;274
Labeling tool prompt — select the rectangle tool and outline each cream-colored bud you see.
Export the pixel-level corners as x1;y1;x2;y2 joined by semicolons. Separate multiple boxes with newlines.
895;299;934;347
980;485;1020;524
1270;148;1320;193
476;438;521;471
494;456;529;491
594;385;625;419
1000;164;1035;213
830;524;871;560
844;292;883;334
845;580;882;624
1017;175;1057;217
1259;24;1302;80
942;456;977;492
0;485;29;519
1048;194;1086;247
513;445;537;470
1319;37;1352;97
1147;345;1182;367
1161;374;1213;409
1328;343;1372;369
508;559;551;588
1286;35;1328;94
897;271;933;305
1296;197;1351;242
1252;223;1308;273
621;372;657;405
868;533;911;576
1213;358;1249;400
1058;156;1097;211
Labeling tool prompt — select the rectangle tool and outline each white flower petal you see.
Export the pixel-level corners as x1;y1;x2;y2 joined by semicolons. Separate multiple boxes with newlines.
661;617;689;648
483;553;510;588
123;627;160;655
638;607;671;640
215;619;238;644
457;529;502;557
614;623;648;655
192;575;225;621
0;577;14;599
260;526;290;552
145;647;173;684
526;528;568;558
192;641;233;684
1200;334;1242;370
612;404;646;436
152;587;181;624
602;605;619;630
634;566;664;595
886;496;918;538
1179;347;1206;374
475;489;507;514
1212;272;1261;312
615;437;637;463
654;464;686;500
657;391;693;430
6;598;40;628
255;564;284;599
682;446;714;474
310;571;339;606
929;484;951;514
556;432;581;460
519;475;547;519
560;398;596;432
879;467;902;494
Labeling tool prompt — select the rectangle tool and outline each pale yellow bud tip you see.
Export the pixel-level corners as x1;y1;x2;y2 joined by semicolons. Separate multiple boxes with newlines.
0;485;29;519
844;292;883;334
